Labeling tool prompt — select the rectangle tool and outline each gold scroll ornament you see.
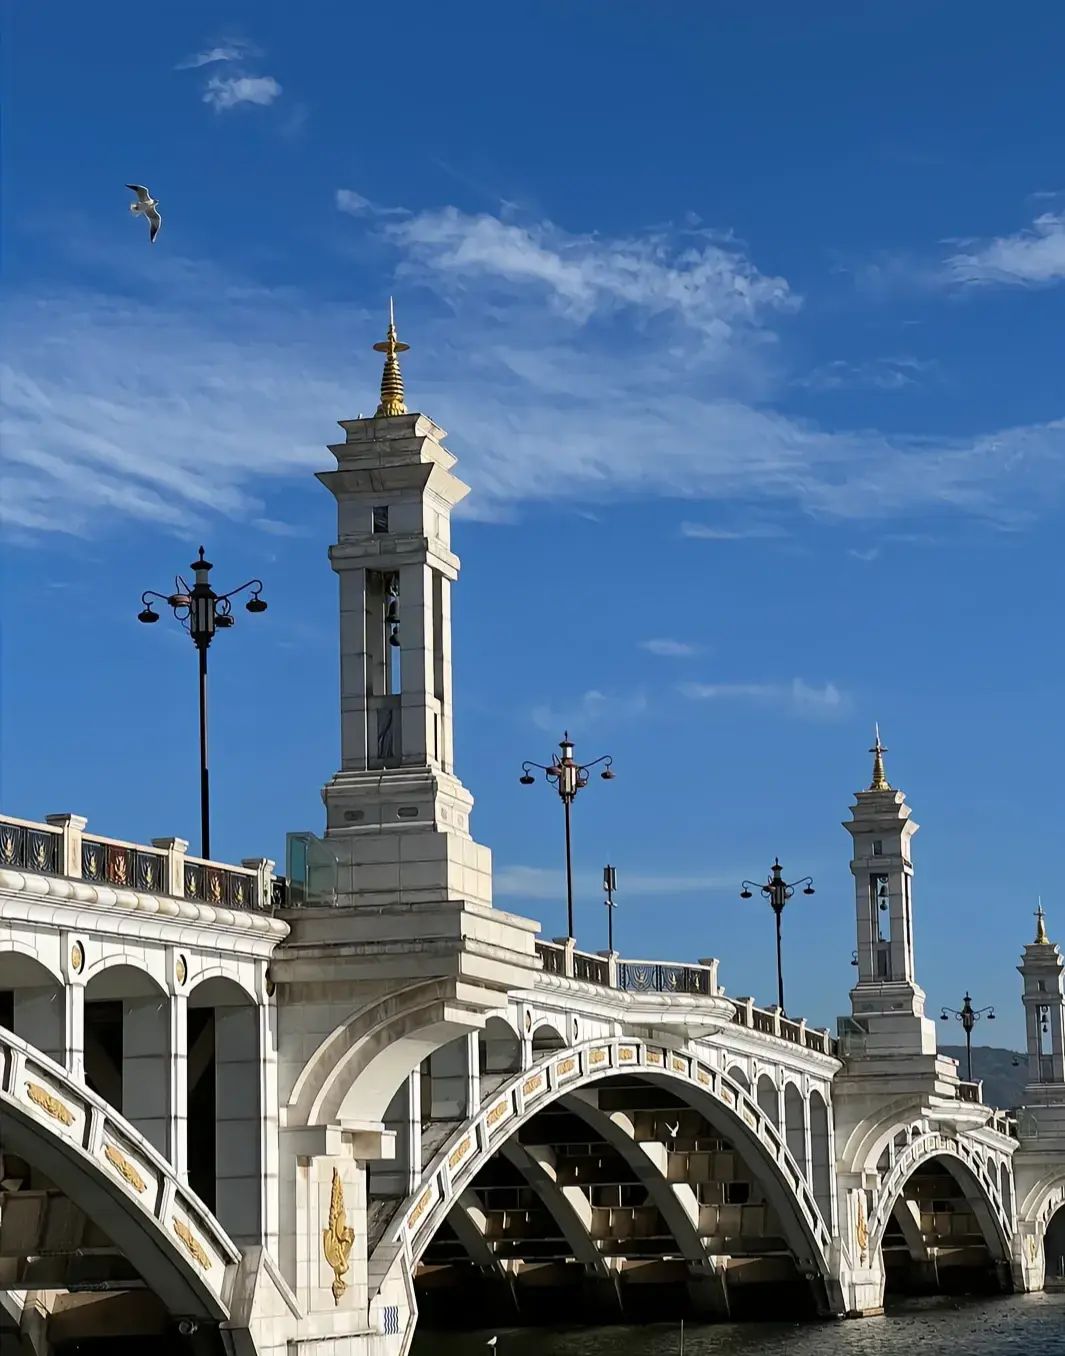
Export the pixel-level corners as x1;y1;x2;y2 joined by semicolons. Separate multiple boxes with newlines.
26;1082;74;1126
173;1219;211;1270
323;1168;355;1304
105;1143;147;1193
855;1194;869;1261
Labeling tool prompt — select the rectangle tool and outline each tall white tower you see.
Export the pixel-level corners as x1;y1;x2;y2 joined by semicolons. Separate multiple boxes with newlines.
1018;906;1065;1090
318;308;492;908
842;731;937;1055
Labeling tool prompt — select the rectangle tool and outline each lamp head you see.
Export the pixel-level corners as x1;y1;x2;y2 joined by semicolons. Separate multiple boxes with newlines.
137;606;159;624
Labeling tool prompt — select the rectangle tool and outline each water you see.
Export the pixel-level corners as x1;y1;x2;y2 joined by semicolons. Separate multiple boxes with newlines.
412;1293;1065;1354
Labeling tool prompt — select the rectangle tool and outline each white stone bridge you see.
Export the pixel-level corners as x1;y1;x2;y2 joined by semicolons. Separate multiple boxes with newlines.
2;338;1064;1354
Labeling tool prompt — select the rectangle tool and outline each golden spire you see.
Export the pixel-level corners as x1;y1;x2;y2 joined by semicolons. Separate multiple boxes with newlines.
373;297;409;418
868;723;891;792
1035;900;1050;945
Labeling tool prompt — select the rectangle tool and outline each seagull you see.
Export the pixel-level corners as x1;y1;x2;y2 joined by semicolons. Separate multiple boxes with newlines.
665;1120;680;1141
126;184;162;243
486;1339;498;1349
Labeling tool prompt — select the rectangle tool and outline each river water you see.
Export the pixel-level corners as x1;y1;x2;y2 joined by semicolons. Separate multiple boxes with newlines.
413;1292;1065;1354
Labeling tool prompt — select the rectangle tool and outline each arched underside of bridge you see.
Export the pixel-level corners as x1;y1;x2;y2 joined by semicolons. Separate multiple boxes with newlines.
0;1029;240;1354
368;1038;835;1335
872;1138;1013;1301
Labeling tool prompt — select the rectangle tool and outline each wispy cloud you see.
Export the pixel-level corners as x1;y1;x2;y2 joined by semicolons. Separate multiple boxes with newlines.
203;75;282;112
678;678;848;720
6;192;1065;543
640;638;701;658
680;522;780;541
531;689;647;734
494;864;735;901
847;546;881;563
797;356;932;392
175;41;257;70
947;212;1065;287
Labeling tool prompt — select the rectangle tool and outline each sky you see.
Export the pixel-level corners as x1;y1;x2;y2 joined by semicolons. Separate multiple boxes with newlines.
3;1;1064;1049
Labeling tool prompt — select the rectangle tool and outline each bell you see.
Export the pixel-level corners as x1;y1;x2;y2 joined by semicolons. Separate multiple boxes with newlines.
386;599;399;624
389;625;400;647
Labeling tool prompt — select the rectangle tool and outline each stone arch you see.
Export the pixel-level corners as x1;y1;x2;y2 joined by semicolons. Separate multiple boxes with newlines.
756;1072;779;1129
531;1021;567;1056
382;1038;832;1295
187;964;257;1005
726;1064;750;1092
783;1081;807;1178
868;1134;1010;1264
287;978;484;1127
0;1025;238;1322
84;962;169;1155
809;1090;832;1227
0;951;66;1066
480;1015;522;1078
188;976;263;1245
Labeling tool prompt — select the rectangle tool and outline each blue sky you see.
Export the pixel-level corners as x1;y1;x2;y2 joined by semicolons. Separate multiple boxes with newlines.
3;2;1064;1048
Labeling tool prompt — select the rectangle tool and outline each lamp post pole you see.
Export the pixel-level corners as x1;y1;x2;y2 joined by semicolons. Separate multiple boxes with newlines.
138;547;267;860
603;865;618;954
519;733;615;942
940;992;995;1082
739;858;815;1015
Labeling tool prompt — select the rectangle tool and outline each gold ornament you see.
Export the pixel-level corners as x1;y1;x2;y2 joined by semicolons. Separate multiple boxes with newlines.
322;1168;355;1304
105;1143;147;1194
70;942;84;974
172;1219;211;1270
856;1194;869;1259
373;299;409;418
175;955;187;986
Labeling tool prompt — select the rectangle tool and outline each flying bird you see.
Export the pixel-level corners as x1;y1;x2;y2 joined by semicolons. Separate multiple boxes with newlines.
665;1121;680;1141
126;184;162;243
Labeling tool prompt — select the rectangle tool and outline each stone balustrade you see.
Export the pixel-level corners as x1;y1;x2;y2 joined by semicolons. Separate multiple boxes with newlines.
0;812;286;913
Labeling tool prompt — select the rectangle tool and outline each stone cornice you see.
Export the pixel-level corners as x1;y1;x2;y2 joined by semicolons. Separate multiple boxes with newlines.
0;869;288;956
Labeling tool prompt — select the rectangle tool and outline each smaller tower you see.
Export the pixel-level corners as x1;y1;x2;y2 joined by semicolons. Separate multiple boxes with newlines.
1018;905;1065;1090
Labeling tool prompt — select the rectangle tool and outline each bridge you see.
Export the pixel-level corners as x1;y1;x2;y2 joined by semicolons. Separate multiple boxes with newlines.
2;324;1064;1354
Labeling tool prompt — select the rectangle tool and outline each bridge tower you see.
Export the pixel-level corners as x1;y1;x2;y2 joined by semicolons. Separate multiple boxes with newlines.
1019;906;1065;1087
842;729;937;1057
318;304;491;908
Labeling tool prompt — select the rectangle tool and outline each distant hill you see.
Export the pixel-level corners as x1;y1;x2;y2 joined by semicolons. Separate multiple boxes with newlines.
940;1045;1027;1110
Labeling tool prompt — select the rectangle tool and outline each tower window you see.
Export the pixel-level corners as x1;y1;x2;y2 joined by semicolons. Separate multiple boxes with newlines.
372;505;389;534
872;840;883;856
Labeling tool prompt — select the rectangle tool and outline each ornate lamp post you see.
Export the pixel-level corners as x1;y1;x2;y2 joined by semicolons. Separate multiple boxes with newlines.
603;864;618;954
519;733;615;942
138;547;267;860
739;858;815;1014
940;992;995;1082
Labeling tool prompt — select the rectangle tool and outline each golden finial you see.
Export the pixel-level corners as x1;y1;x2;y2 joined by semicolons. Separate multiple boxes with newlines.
373;297;409;418
868;723;891;792
1035;900;1050;945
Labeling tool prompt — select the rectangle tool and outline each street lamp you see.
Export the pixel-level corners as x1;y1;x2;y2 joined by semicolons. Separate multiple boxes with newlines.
519;733;615;942
739;858;815;1015
603;865;618;954
940;992;995;1083
138;547;267;860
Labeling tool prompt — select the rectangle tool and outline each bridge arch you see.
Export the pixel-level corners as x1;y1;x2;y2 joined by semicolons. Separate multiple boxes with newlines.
380;1036;833;1298
0;1025;239;1321
868;1131;1011;1263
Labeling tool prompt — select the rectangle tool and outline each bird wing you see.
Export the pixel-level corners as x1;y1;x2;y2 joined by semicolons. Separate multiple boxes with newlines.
146;206;162;242
126;184;151;202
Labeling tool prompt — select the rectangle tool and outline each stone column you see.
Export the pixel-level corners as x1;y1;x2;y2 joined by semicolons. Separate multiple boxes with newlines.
45;813;88;878
427;1035;472;1120
14;986;64;1065
168;992;188;1176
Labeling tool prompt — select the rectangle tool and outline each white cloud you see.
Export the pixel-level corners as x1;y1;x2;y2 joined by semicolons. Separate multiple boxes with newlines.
175;42;256;70
678;678;847;719
530;689;647;734
679;521;780;541
5;196;1065;543
797;356;931;392
947;212;1065;287
203;75;282;111
640;638;701;657
494;864;735;900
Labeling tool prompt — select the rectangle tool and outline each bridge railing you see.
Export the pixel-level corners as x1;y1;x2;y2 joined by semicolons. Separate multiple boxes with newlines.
535;940;719;996
730;994;838;1057
0;811;284;913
